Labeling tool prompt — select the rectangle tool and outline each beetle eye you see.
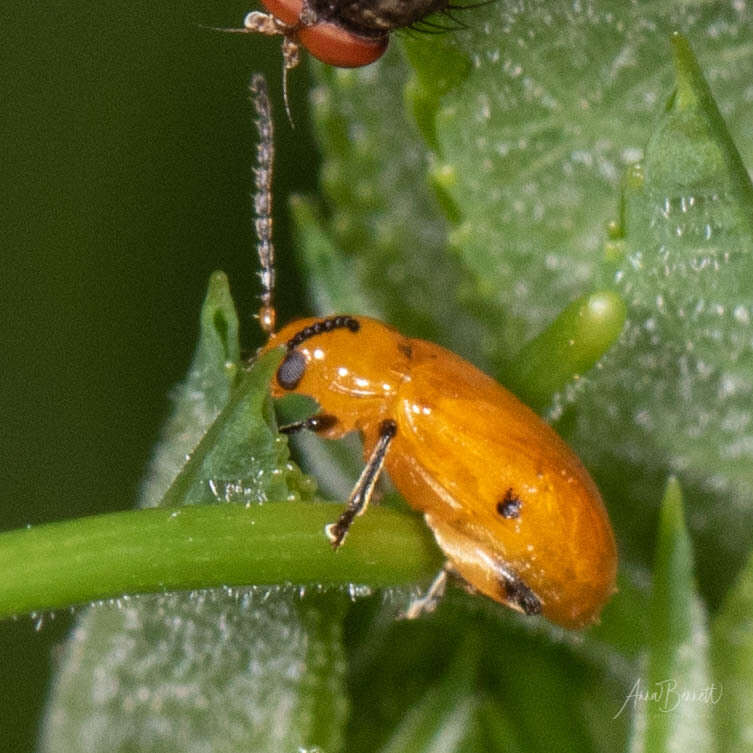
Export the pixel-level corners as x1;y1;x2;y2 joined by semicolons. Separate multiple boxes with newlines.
277;350;306;390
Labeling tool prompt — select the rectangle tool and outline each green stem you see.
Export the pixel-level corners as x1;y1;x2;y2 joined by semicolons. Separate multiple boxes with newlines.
0;502;443;619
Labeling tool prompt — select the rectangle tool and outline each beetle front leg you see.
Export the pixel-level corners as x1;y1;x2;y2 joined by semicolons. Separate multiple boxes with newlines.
325;419;397;548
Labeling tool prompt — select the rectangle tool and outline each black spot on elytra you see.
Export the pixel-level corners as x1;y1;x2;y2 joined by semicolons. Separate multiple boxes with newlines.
497;488;522;519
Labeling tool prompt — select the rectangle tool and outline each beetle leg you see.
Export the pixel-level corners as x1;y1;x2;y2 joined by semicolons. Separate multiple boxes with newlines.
399;565;451;620
325;419;397;548
279;413;337;435
279;37;300;123
497;565;542;616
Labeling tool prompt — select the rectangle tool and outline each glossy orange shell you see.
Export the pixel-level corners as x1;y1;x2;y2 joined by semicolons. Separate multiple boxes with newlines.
261;0;388;67
263;316;617;628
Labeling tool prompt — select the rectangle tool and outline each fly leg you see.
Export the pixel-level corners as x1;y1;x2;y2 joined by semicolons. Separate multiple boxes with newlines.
400;565;451;620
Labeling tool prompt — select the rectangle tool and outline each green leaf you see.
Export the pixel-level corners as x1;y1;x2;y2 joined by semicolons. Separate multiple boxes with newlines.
485;639;600;753
308;58;485;363
139;269;241;507
155;348;312;510
40;274;349;753
625;478;714;753
569;33;753;596
40;589;349;753
712;544;753;753
475;698;527;753
342;594;626;753
375;638;481;753
403;6;753;358
290;194;383;317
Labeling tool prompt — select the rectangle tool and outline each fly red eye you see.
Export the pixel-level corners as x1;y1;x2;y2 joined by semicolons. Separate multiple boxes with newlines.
296;20;388;67
258;0;300;25
260;0;389;67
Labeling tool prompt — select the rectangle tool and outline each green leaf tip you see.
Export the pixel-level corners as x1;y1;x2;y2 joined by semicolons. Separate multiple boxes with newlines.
137;272;245;509
199;270;241;371
620;33;753;238
712;540;753;753
653;476;694;628
658;476;683;529
627;476;714;753
648;33;753;225
669;33;706;110
428;162;462;225
506;290;627;412
157;348;313;511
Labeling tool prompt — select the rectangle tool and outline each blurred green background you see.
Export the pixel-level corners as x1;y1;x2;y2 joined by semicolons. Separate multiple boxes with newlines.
1;1;315;747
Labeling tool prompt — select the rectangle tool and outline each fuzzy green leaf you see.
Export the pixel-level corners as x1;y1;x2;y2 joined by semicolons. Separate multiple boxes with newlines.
408;8;753;349
569;34;753;595
307;57;485;363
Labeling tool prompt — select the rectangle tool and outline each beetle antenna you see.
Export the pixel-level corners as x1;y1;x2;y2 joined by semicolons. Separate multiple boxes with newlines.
249;73;277;333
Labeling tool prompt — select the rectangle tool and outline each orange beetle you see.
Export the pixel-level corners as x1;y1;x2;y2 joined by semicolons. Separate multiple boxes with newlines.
249;76;617;629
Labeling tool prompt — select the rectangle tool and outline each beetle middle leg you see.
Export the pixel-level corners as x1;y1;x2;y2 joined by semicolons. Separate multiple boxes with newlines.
325;419;397;548
497;565;542;616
